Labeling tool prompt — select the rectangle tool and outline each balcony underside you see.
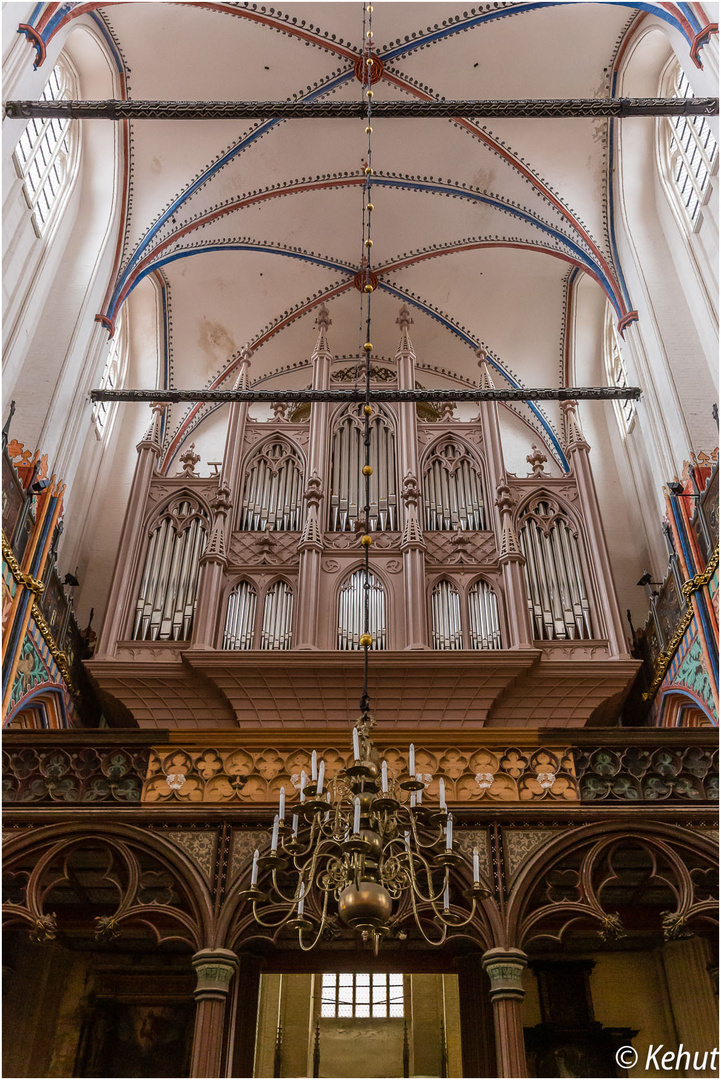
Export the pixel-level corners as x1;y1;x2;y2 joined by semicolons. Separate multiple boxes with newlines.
86;647;640;729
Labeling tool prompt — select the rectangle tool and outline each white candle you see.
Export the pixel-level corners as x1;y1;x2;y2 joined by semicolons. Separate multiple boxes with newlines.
404;830;411;849
278;786;286;821
443;882;450;911
297;894;304;917
445;813;453;851
271;814;279;852
250;848;259;885
352;728;360;761
311;750;318;781
410;790;416;808
317;760;325;795
300;770;306;803
353;796;361;835
439;777;447;812
292;814;299;838
381;760;388;793
416;775;422;805
408;743;415;777
473;847;480;884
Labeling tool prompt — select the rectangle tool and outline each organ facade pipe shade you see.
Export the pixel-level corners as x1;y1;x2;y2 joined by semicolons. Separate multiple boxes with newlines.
431;580;463;650
518;498;593;641
239;440;303;531
329;405;397;532
423;441;486;530
222;581;257;650
337;569;386;650
132;497;208;641
468;579;502;650
260;581;294;650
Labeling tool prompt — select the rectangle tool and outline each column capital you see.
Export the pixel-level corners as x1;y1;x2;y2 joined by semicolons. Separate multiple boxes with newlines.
192;948;239;996
482;947;528;1000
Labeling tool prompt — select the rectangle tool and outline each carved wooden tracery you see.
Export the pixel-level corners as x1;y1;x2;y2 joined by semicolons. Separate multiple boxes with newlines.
132;494;209;641
517;495;593;641
510;828;718;952
3;827;212;951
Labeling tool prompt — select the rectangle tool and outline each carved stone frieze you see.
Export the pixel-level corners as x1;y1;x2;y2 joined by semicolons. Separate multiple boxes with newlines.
503;828;561;880
539;643;609;660
323;531;402;551
227;531;301;565
141;745;579;805
424;530;497;566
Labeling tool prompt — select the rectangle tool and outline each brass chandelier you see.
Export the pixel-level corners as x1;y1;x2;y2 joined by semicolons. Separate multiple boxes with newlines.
239;4;488;952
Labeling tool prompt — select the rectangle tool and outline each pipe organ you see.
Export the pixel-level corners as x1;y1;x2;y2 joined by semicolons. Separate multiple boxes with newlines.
104;312;626;669
337;569;387;650
423;441;486;531
132;496;208;641
518;498;593;641
329;406;397;532
239;439;303;531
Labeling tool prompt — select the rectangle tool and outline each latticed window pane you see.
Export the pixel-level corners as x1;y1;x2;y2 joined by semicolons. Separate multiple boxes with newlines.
337;569;386;650
239;440;303;530
92;313;126;438
222;581;257;649
423;440;486;531
604;305;636;432
666;66;718;229
319;974;404;1019
431;580;463;649
468;580;502;649
329;405;397;531
260;581;293;650
13;58;77;234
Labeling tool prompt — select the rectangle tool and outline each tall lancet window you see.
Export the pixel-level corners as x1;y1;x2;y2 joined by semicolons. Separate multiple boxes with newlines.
431;580;463;650
518;498;592;641
222;581;257;650
132;497;209;641
423;441;486;530
260;580;294;650
337;569;386;650
239;440;303;531
329;405;397;531
664;64;717;230
468;580;502;650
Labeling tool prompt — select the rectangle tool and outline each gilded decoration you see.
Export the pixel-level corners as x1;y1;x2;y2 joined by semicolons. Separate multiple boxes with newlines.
503;828;561;880
142;745;579;804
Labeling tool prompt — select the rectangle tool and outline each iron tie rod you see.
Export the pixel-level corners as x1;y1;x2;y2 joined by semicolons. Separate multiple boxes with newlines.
4;98;718;121
90;386;642;404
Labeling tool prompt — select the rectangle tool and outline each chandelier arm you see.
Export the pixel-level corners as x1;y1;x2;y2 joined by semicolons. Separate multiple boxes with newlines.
405;883;449;947
405;849;448;906
249;901;298;929
297;891;330;952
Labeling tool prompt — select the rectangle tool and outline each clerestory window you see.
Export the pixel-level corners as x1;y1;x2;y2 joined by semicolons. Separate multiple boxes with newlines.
664;64;718;231
603;305;636;433
92;312;128;439
320;973;404;1018
13;58;79;237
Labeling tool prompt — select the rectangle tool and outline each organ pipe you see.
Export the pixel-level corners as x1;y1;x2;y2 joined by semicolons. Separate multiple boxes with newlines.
240;442;303;531
519;500;592;640
132;499;208;641
330;407;397;531
223;581;257;649
337;569;386;649
423;442;486;531
260;581;294;650
468;580;501;650
431;580;463;650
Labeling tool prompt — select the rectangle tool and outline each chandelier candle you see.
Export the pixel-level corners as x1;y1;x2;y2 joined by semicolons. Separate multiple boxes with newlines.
250;849;259;886
439;777;447;812
317;760;325;796
446;814;453;852
278;786;286;823
381;759;388;793
353;728;361;761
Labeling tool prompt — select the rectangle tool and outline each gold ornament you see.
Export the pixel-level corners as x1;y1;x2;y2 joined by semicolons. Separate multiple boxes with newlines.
364;284;374;293
367;202;374;211
365;125;373;134
365;238;373;247
366;89;373;98
360;534;373;546
359;632;373;647
364;166;373;175
364;405;373;415
362;465;373;476
364;342;373;351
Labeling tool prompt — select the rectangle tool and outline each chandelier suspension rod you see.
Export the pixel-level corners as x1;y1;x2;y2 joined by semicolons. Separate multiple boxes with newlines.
5;98;718;120
90;386;641;403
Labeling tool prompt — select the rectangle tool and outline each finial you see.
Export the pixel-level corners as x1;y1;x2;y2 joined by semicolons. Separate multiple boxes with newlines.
476;348;495;390
315;306;332;331
526;444;547;476
396;305;413;331
177;442;201;477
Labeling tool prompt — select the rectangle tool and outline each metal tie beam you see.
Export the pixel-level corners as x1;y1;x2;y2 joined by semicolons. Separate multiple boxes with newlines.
90;386;641;404
4;98;718;121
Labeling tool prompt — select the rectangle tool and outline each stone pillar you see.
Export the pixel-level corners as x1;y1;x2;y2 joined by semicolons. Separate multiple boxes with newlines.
296;308;333;649
495;482;534;649
396;307;428;648
662;937;718;1072
190;948;238;1079
482;947;529;1078
95;402;165;657
561;400;630;659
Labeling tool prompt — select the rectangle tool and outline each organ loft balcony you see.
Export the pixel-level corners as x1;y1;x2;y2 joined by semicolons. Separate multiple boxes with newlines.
88;321;639;731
